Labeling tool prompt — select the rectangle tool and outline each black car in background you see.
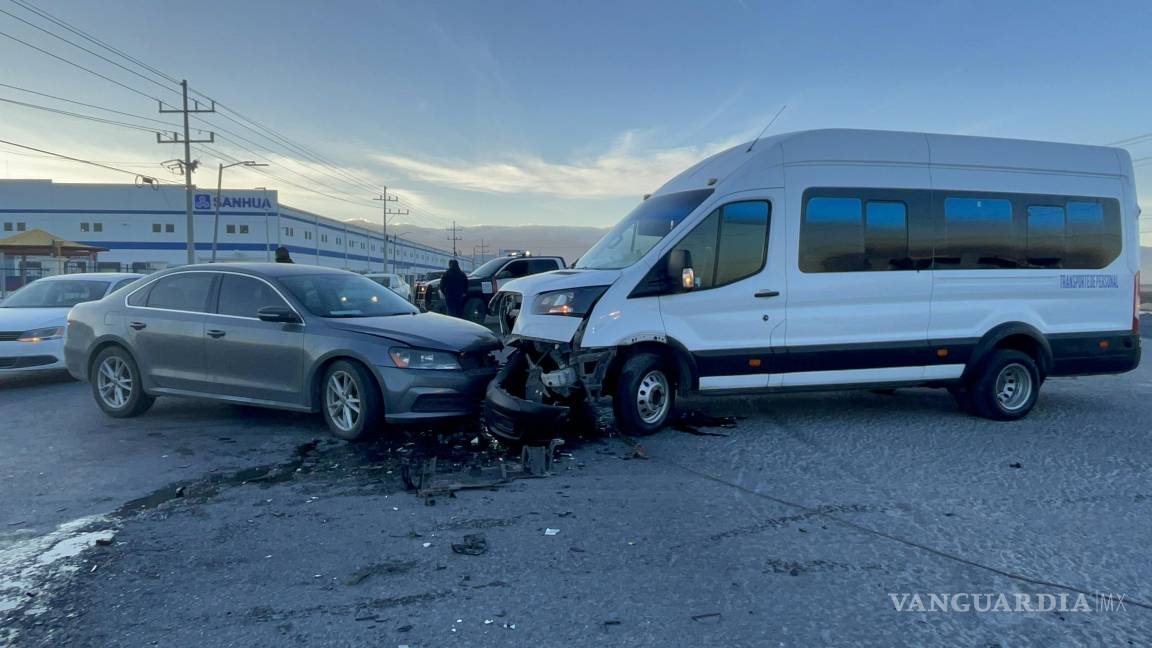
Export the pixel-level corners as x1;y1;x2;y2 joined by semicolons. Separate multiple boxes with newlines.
418;254;565;322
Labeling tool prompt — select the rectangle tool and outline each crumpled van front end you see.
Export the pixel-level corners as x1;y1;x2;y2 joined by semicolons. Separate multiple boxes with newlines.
482;187;724;442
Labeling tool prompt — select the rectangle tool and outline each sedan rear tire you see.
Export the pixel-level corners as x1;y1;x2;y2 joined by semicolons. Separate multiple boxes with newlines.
321;360;383;441
90;346;154;418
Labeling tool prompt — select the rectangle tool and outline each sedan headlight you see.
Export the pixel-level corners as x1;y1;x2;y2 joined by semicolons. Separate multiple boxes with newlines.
530;286;609;317
18;326;65;343
389;348;461;370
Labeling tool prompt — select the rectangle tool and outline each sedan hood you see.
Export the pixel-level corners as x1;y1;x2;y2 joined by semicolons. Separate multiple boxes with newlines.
0;307;71;332
325;312;500;353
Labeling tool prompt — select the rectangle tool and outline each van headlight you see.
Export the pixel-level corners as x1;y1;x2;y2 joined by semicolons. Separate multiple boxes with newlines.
531;286;609;317
388;348;461;370
18;326;65;343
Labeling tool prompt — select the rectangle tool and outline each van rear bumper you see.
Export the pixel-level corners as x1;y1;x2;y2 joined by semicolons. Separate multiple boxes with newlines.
1048;332;1141;377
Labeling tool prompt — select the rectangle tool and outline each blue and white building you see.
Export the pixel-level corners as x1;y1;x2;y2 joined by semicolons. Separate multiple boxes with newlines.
0;179;469;277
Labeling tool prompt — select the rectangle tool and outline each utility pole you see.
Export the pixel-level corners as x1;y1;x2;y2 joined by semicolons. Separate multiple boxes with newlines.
211;160;265;262
446;221;462;258
373;189;402;273
158;80;215;265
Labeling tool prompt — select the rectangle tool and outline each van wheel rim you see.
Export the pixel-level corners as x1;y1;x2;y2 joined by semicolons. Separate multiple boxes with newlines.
994;363;1033;412
97;356;132;409
636;370;670;425
325;371;361;432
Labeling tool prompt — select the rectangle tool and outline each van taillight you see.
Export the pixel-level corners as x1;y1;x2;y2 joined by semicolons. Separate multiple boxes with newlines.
1134;272;1142;333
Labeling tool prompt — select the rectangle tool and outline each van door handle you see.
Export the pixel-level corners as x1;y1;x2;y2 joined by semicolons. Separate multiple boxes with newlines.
207;329;226;339
754;290;780;298
129;321;146;330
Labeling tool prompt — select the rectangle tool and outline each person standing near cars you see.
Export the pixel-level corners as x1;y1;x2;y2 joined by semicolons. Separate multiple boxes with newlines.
274;246;294;263
439;259;467;317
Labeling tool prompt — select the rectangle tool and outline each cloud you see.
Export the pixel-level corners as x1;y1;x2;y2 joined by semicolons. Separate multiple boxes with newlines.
371;131;747;199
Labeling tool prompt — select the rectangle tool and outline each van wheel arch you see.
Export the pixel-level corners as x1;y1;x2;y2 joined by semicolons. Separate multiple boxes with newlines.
964;323;1052;381
602;340;697;397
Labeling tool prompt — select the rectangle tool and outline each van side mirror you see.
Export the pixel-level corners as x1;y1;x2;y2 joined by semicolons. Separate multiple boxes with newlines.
257;305;300;323
667;249;695;290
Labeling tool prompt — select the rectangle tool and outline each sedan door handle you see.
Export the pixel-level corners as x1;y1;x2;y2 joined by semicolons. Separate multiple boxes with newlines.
129;321;147;330
207;329;226;339
754;290;780;298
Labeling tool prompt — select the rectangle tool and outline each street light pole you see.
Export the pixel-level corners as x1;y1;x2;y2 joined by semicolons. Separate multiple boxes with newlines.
211;160;267;262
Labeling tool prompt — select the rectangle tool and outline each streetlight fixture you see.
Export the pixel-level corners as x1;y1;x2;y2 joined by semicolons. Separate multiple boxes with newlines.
211;160;267;262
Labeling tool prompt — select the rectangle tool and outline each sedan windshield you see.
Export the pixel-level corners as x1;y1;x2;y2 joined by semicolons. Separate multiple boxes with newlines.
1;279;110;308
279;273;418;318
575;189;714;270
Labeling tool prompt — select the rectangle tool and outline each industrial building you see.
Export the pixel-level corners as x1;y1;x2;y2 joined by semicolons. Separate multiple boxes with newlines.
0;179;468;284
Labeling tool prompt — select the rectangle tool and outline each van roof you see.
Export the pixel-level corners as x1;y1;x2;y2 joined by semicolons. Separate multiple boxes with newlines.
654;128;1131;196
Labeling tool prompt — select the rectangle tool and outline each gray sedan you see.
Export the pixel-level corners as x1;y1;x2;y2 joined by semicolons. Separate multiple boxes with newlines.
64;263;501;440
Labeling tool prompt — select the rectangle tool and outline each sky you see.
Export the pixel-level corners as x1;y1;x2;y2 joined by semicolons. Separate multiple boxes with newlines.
0;0;1150;245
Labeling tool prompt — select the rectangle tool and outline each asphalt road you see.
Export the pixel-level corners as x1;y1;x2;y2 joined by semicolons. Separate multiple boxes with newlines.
2;323;1151;647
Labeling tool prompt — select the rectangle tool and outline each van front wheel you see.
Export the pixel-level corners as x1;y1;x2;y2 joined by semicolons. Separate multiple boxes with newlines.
966;350;1041;421
613;353;675;435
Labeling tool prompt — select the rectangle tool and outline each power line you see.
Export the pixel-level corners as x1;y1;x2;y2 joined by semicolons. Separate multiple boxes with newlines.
6;0;180;85
0;95;170;133
0;81;186;129
0;5;179;98
1;0;458;227
0;27;166;104
0;137;175;185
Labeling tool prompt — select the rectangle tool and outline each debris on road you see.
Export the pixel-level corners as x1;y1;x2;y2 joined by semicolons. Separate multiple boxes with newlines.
1009;462;1023;469
451;534;489;556
672;410;739;436
691;612;722;623
544;528;560;536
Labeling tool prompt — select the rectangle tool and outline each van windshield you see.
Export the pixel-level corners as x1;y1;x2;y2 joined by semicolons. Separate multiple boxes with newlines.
575;189;714;270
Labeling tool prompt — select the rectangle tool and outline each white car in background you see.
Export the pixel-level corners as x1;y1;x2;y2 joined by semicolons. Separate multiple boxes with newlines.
0;273;142;373
365;273;413;302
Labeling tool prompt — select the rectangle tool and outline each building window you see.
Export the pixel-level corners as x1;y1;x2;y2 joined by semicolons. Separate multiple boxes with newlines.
152;223;161;233
80;222;90;232
239;224;249;234
165;224;174;233
2;222;10;232
304;231;312;240
94;222;102;232
226;224;236;234
321;234;328;243
16;222;25;231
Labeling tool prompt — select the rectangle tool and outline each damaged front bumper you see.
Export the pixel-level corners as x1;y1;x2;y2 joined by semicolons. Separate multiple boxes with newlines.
483;343;614;443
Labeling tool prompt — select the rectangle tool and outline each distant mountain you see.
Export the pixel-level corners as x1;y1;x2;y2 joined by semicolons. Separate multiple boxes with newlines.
345;221;609;265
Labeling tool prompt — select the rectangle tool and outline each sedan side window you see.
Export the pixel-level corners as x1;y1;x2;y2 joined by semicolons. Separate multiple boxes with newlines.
216;274;290;319
145;273;215;312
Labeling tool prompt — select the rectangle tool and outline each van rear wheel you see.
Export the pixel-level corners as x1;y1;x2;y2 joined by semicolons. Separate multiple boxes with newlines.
965;350;1041;421
612;353;675;435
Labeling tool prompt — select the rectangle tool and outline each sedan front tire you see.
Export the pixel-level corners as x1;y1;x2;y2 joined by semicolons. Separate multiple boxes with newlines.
321;360;382;440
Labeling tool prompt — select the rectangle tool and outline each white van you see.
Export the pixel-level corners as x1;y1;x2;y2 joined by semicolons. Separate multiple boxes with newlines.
484;129;1141;439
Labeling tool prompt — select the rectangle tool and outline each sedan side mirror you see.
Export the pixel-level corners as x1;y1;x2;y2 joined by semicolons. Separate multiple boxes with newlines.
257;306;301;323
666;249;695;290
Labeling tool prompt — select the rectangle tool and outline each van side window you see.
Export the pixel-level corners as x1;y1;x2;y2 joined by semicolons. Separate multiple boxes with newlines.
800;197;863;273
1066;201;1120;268
714;201;770;285
939;197;1017;269
1025;205;1066;268
669;209;719;289
864;201;910;270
